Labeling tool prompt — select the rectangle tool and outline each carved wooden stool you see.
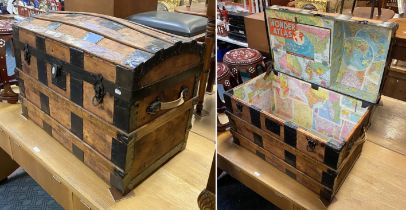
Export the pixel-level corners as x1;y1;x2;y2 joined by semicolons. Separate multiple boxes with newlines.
217;62;239;131
223;48;264;83
0;19;18;104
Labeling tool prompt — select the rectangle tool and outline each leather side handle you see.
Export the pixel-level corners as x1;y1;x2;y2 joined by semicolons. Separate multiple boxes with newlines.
147;88;189;115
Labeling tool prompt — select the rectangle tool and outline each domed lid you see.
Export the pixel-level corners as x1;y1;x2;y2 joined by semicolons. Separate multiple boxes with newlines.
217;62;230;80
223;48;262;65
0;19;14;35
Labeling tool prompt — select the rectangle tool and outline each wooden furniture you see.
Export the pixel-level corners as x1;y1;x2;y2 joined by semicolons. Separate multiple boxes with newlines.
223;48;264;82
175;2;207;16
223;6;396;203
217;62;239;132
0;148;18;183
197;154;216;210
0;102;214;209
347;0;400;17
15;12;203;195
390;18;406;61
218;96;406;209
383;0;399;13
383;19;406;101
196;0;215;115
64;0;158;18
0;19;18;104
343;7;395;20
175;1;214;95
383;60;406;101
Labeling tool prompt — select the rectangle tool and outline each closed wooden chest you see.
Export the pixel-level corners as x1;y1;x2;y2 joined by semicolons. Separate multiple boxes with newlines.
224;6;397;202
13;12;203;194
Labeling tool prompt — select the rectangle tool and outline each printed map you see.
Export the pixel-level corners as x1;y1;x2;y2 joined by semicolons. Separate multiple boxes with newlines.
233;73;368;143
266;8;394;103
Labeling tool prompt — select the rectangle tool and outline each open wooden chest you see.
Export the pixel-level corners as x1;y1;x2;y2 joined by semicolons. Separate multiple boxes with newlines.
224;6;397;202
13;12;203;194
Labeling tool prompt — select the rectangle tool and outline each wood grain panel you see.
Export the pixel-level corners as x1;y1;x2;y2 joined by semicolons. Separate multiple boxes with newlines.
19;30;37;48
139;54;201;87
56;24;88;39
22;97;116;184
83;118;113;160
83;81;114;124
230;120;327;183
45;39;70;63
133;74;196;129
21;54;38;79
24;81;41;108
235;132;324;195
84;54;116;82
49;90;72;130
125;112;190;182
97;38;134;58
64;0;115;16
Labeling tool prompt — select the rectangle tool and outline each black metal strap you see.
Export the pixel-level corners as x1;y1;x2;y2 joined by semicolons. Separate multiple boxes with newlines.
92;74;106;106
15;41;117;97
15;41;202;104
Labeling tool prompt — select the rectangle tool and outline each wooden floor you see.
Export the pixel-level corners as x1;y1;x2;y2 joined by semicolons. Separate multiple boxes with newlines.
218;96;406;210
0;89;215;210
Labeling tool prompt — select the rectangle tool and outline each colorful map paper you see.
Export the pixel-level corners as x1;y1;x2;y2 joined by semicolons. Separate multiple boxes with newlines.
232;72;368;143
266;6;396;103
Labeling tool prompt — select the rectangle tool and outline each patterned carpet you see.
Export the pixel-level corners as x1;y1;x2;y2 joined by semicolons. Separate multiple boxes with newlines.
0;169;62;210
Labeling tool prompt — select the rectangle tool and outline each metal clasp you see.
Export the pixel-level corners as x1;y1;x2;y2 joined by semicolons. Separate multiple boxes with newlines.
92;75;106;106
23;44;31;64
306;137;318;152
51;64;62;79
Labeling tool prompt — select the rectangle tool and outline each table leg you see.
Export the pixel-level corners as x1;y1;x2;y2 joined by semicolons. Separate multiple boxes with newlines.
370;0;376;19
0;147;18;182
351;0;357;14
196;0;215;115
340;0;345;14
197;154;215;210
205;58;215;93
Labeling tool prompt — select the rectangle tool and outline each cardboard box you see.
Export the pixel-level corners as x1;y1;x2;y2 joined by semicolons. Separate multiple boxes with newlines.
64;0;157;18
244;12;269;54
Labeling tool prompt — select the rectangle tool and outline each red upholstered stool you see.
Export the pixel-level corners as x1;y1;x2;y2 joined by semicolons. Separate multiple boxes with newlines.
217;62;239;92
217;62;240;132
223;48;264;83
0;19;18;104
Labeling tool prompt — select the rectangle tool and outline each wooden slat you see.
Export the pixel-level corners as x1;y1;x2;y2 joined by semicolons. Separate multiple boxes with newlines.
0;103;214;209
218;96;406;209
33;14;172;54
51;11;189;44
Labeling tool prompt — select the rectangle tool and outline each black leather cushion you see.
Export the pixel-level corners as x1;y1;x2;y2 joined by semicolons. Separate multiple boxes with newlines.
127;11;207;37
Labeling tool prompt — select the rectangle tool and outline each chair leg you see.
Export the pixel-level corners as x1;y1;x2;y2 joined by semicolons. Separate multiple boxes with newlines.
196;0;215;115
370;0;376;19
340;0;345;14
206;58;215;93
351;0;357;14
377;0;382;16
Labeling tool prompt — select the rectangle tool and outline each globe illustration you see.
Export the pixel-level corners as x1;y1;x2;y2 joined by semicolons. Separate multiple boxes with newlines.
343;37;373;72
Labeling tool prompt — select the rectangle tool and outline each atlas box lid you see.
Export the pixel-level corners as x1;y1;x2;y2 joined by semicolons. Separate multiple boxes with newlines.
265;6;398;103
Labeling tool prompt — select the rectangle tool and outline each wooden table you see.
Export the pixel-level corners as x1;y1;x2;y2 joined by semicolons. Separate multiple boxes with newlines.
0;103;215;210
342;7;395;21
218;96;406;210
175;3;207;17
390;18;406;61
